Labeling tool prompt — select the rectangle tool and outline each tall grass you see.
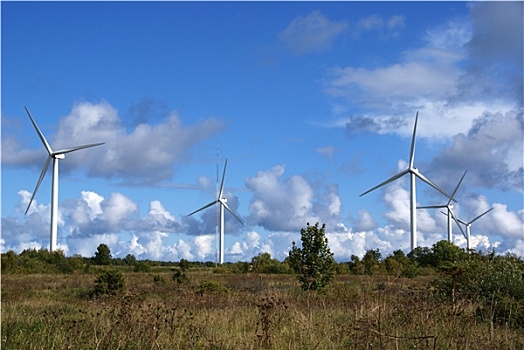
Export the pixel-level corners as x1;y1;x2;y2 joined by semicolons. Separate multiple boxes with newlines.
2;271;523;349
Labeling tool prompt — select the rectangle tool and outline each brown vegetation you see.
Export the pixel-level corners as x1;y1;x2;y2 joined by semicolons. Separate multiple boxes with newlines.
2;269;523;350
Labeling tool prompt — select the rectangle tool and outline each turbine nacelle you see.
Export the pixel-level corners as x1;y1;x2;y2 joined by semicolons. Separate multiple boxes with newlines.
54;154;66;159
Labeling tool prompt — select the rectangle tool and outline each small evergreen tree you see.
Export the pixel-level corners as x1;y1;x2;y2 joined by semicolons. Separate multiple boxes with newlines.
288;222;335;290
93;269;125;297
93;244;112;265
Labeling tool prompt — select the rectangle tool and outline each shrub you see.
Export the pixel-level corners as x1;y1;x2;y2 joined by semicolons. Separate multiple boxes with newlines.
172;269;189;284
134;261;151;272
93;269;125;297
433;252;524;328
197;280;226;295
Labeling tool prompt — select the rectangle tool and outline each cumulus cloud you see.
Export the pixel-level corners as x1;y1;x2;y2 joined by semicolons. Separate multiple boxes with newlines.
279;11;348;55
429;110;523;192
246;164;332;232
2;100;226;185
326;2;522;141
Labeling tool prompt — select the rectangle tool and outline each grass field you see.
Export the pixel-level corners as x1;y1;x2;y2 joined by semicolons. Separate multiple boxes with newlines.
2;268;523;350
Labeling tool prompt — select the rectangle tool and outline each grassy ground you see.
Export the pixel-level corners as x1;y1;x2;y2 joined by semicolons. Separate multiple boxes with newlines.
1;269;523;349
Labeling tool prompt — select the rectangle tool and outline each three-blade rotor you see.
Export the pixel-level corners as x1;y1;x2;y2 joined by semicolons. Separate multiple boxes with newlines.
359;112;455;202
24;107;104;215
418;170;468;239
188;159;244;225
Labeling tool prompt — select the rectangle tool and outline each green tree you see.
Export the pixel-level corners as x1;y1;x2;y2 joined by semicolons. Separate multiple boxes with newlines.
1;250;18;273
179;258;190;271
123;254;137;266
93;244;112;265
362;249;382;275
288;222;336;290
431;240;467;269
348;254;365;275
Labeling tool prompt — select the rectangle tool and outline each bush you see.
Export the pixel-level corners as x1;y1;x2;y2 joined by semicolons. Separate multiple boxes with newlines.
93;269;125;297
197;280;227;295
433;252;524;328
172;269;189;284
134;261;151;272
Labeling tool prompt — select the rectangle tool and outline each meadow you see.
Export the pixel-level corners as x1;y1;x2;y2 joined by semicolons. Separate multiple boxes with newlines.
2;267;523;350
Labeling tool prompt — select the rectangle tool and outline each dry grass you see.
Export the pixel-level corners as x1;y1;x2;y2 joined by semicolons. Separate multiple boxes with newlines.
2;271;523;350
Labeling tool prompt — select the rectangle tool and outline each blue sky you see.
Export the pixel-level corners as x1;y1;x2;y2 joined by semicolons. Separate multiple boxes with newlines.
1;1;523;262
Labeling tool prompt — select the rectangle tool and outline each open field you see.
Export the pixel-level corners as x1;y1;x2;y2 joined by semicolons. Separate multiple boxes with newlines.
2;269;523;350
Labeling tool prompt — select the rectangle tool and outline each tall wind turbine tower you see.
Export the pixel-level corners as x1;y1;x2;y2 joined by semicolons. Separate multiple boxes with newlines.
418;170;468;243
360;112;455;251
188;159;243;264
24;107;104;252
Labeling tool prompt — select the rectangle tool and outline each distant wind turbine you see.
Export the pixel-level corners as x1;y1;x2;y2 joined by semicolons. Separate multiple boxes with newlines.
418;170;468;243
24;107;104;252
444;207;493;251
360;112;455;252
188;159;243;264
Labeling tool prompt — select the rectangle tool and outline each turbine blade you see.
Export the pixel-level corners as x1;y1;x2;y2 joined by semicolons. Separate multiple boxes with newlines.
219;159;228;198
447;170;467;205
360;169;409;197
187;200;218;217
221;199;244;225
54;142;104;155
415;170;456;202
25;156;52;215
470;207;493;224
25;106;53;155
449;208;466;239
417;204;446;209
408;112;418;169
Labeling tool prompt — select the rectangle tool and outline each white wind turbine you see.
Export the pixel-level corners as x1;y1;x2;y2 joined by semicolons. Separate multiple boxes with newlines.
445;207;493;251
418;170;468;243
188;159;244;264
360;112;455;252
24;107;104;252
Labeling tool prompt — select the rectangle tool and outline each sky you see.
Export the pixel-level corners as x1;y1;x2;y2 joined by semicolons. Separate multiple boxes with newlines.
1;1;523;262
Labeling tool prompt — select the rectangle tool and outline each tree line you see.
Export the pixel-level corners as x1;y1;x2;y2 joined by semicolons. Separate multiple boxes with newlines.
2;222;523;327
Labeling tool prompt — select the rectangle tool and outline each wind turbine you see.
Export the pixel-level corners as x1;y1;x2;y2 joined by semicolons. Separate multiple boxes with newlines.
24;107;104;252
188;159;243;264
445;207;493;251
418;170;468;243
360;112;455;252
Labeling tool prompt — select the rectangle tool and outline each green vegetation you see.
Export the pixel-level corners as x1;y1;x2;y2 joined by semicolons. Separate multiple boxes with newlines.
1;238;523;349
92;269;126;297
288;222;336;290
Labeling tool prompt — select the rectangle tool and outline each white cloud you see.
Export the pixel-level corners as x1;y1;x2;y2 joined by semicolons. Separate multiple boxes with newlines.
102;192;138;227
430;110;523;192
5;101;226;186
316;145;335;159
279;11;348;55
245;165;319;232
